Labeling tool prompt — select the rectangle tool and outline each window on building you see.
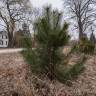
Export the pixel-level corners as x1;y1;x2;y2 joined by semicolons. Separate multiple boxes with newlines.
0;40;3;45
6;41;7;45
6;36;8;39
2;35;3;39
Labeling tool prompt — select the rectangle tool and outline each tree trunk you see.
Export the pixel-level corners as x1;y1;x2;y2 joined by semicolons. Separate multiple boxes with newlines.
8;32;14;48
8;38;13;48
78;19;83;40
48;47;55;80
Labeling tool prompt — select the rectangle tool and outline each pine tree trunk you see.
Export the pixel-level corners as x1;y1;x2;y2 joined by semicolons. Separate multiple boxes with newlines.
48;47;55;80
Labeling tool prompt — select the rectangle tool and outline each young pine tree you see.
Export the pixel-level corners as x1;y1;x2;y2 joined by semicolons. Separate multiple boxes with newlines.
34;6;70;80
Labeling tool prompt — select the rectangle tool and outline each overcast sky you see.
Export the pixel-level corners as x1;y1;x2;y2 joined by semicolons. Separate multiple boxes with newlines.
30;0;63;11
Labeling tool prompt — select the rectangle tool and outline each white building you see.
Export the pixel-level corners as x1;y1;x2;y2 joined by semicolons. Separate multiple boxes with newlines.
0;31;8;47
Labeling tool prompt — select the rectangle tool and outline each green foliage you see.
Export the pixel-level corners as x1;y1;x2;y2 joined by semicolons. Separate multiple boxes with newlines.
34;6;70;48
22;49;43;73
34;6;70;80
22;46;86;85
63;56;86;80
75;37;95;54
55;55;86;86
22;6;86;84
21;36;32;48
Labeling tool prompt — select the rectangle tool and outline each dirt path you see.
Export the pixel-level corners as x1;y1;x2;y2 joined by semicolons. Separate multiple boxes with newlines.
0;48;23;54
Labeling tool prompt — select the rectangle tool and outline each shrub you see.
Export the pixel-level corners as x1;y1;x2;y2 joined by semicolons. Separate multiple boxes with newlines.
55;55;86;86
75;37;95;54
33;6;70;80
22;6;86;84
21;37;32;49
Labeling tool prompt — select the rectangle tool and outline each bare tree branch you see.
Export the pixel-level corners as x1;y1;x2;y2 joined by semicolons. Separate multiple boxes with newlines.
64;0;95;40
0;0;32;47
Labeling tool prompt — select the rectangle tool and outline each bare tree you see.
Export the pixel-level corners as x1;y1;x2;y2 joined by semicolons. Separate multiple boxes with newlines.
64;0;95;40
0;0;32;47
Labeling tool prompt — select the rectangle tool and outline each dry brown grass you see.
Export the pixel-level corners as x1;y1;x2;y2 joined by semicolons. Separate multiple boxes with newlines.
0;52;96;96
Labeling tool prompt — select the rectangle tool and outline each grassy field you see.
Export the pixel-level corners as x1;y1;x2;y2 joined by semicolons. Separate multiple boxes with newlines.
0;52;96;96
